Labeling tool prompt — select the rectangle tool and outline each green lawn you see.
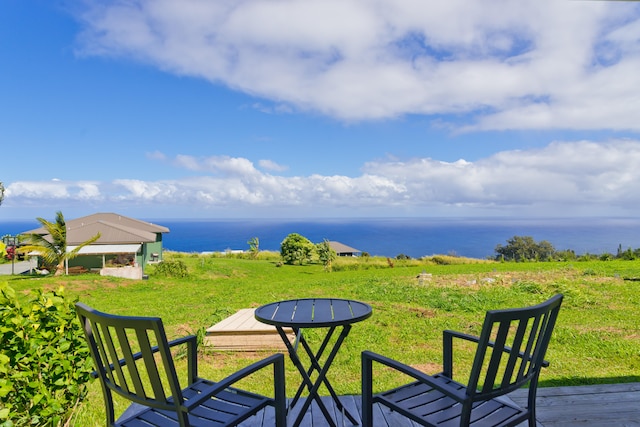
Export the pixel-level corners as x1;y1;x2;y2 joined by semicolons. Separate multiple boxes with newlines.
6;253;640;425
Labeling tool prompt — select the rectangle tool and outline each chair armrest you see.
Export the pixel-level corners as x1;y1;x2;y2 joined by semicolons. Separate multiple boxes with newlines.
362;351;467;402
167;335;197;349
184;353;285;409
443;330;478;377
167;335;198;383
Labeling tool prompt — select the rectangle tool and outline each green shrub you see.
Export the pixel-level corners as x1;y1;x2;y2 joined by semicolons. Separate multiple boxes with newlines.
280;233;314;265
153;260;189;277
0;284;93;427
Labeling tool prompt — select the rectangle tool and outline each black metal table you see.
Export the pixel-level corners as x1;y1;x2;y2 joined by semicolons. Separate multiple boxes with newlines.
255;298;372;427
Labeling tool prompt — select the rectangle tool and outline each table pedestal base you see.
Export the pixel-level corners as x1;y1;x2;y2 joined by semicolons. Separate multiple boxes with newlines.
276;325;359;427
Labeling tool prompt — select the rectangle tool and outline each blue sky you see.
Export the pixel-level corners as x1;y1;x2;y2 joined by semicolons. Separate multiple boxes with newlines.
1;0;640;220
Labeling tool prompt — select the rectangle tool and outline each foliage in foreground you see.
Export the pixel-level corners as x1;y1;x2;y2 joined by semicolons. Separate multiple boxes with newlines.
0;284;93;427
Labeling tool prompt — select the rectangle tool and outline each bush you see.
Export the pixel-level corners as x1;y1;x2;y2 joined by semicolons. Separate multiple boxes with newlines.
494;236;556;261
280;233;314;265
153;260;189;277
0;284;93;426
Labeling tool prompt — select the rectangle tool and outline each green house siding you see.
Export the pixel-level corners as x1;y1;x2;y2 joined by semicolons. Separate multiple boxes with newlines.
142;241;163;265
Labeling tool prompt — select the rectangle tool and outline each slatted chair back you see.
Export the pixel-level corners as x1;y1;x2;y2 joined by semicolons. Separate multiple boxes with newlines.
448;294;563;402
76;302;191;426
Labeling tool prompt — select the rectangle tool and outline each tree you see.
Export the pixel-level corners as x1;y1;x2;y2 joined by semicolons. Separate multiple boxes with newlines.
247;237;260;259
17;211;100;275
316;239;336;272
280;233;314;265
494;235;556;262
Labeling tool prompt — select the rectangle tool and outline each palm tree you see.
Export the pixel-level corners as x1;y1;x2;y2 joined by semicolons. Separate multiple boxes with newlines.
18;211;100;276
247;237;260;259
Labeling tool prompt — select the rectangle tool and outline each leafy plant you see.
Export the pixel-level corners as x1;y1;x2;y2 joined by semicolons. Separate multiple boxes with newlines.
153;259;189;277
280;233;314;265
4;246;13;261
0;284;93;426
315;239;336;272
247;237;260;259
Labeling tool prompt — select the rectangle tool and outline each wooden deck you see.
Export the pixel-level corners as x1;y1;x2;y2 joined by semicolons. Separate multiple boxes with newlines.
205;309;295;351
236;382;640;426
509;382;640;427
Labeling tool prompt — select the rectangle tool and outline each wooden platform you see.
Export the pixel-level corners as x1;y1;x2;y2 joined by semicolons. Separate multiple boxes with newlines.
510;382;640;427
233;382;640;426
204;308;295;351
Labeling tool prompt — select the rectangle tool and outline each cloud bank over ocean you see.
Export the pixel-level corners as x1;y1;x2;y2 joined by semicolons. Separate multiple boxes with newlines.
5;139;639;218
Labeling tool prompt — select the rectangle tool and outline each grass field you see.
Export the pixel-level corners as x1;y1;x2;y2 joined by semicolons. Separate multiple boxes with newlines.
5;252;640;425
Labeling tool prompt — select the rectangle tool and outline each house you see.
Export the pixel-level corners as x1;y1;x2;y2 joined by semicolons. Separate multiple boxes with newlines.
22;213;169;273
328;241;361;257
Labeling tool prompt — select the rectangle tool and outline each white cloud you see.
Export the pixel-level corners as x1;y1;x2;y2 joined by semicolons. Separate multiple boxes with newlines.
172;154;260;176
258;159;288;172
5;140;640;217
73;0;640;129
5;180;101;200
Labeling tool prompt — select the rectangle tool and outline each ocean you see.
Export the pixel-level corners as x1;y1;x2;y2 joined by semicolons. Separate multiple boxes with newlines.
2;217;640;259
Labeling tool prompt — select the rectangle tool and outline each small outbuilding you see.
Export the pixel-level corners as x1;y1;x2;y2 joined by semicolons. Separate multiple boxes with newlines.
328;241;361;257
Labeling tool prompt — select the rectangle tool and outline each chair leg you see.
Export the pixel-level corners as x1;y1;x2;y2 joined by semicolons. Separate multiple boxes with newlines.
361;352;373;427
274;355;287;427
528;376;540;427
528;407;538;427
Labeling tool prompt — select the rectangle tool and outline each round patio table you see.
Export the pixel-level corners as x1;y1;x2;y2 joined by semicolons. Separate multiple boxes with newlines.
255;298;372;427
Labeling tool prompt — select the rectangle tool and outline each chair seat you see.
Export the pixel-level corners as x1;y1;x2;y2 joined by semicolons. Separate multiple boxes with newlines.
375;374;527;427
116;378;271;427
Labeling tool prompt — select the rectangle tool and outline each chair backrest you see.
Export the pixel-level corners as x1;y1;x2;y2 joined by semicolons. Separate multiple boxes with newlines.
75;302;188;425
465;294;563;400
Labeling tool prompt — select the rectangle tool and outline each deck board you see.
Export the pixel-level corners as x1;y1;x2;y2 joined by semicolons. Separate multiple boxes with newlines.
204;308;295;351
235;383;640;426
510;382;640;427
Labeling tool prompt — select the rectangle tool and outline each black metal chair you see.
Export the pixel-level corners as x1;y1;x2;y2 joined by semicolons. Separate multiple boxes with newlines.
362;294;563;427
76;303;286;426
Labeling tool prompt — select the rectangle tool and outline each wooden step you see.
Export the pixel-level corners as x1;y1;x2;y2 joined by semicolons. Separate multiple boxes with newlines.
205;308;295;351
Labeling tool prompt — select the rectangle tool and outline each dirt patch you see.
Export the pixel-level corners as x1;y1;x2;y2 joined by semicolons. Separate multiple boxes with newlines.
406;306;436;318
413;269;624;289
410;363;441;375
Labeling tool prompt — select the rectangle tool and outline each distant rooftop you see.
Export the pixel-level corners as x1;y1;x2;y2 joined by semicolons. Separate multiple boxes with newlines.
328;241;361;255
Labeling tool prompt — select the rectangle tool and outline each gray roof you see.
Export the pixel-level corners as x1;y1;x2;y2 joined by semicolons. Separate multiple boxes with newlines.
22;213;169;245
328;241;361;254
66;213;169;234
